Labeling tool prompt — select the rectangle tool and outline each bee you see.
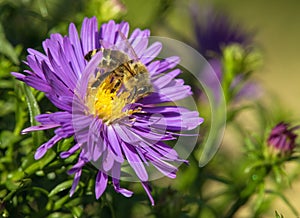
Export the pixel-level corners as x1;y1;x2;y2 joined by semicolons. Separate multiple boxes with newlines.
85;44;153;104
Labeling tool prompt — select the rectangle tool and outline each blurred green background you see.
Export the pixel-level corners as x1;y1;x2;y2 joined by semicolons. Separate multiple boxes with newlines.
0;0;299;217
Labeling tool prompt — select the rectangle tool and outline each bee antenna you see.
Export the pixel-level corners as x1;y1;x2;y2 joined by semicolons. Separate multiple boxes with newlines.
117;30;139;61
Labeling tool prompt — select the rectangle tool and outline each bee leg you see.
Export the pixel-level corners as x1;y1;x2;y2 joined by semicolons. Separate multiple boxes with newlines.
127;86;137;103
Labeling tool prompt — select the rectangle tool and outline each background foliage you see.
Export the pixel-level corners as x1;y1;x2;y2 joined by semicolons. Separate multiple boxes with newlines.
0;0;299;217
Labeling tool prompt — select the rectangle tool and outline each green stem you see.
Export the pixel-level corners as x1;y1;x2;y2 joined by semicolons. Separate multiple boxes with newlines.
223;195;251;218
223;168;268;218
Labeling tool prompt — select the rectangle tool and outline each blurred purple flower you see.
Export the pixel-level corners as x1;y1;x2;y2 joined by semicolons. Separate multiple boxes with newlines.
204;58;260;102
190;5;260;103
191;5;253;58
268;122;299;152
12;17;203;205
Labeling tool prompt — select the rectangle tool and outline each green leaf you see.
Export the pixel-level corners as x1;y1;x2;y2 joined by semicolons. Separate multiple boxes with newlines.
13;81;28;135
253;182;265;213
52;195;70;210
0;130;20;149
23;84;44;146
47;212;73;218
0;22;19;65
244;160;266;173
57;137;74;153
24;150;56;175
275;211;284;218
64;197;82;208
48;180;74;197
0;100;15;117
267;190;299;217
70;206;83;218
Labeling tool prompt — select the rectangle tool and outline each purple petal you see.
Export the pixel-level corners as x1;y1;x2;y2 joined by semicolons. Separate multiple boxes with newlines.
152;69;181;89
54;124;74;138
146;60;160;75
140;42;162;64
95;171;108;199
100;20;117;46
122;142;148;181
68;23;85;71
129;29;150;58
35;135;62;159
141;84;192;104
67;157;86;175
11;72;25;80
106;125;124;163
70;169;82;196
87;118;103;161
115;21;130;44
152;56;180;75
27;48;48;63
22;124;60;134
77;51;103;99
111;163;133;197
141;182;154;206
60;143;81;159
80;17;99;55
102;150;115;172
113;124;142;144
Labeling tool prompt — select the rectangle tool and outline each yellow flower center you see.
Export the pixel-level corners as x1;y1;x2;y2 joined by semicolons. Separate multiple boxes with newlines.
85;75;139;125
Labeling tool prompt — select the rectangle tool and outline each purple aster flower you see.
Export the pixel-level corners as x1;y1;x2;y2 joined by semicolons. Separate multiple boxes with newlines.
12;17;203;205
267;122;299;152
191;5;253;58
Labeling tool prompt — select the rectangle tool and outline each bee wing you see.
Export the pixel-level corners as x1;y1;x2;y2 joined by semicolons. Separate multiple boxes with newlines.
116;30;139;62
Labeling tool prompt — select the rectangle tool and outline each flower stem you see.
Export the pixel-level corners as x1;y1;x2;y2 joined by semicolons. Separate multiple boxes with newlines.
223;195;251;218
223;168;268;218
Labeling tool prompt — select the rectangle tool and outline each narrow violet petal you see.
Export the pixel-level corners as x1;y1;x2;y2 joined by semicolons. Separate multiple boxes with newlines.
63;37;81;77
70;169;82;197
93;134;105;162
153;56;180;75
95;171;108;199
60;143;81;159
100;20;117;46
152;69;181;89
141;182;154;206
26;55;46;79
81;17;98;55
68;23;85;71
146;60;160;75
35;135;62;159
140;42;162;64
130;30;150;58
113;124;138;144
11;72;25;80
67;158;86;175
27;48;48;62
146;154;177;179
77;52;103;99
54;125;74;138
102;150;115;172
87;118;102;161
21;74;51;93
106;125;124;163
122;142;148;181
115;21;129;44
111;163;134;197
41;60;72;98
21;124;60;134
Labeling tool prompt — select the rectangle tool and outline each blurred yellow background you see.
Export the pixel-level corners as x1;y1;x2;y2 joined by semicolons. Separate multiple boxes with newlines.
206;1;300;216
217;0;300;119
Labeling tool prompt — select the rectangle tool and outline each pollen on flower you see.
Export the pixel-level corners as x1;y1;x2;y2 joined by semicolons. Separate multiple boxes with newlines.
85;78;135;124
